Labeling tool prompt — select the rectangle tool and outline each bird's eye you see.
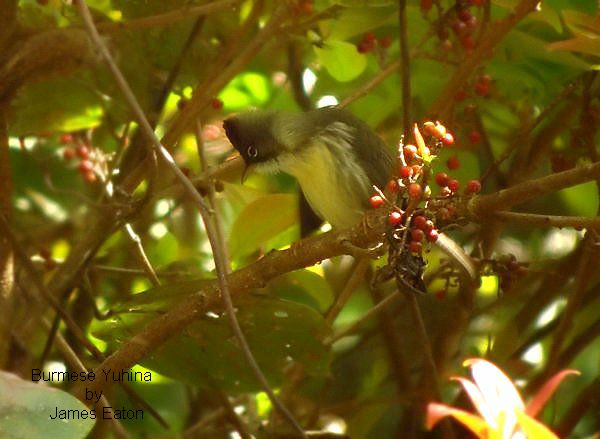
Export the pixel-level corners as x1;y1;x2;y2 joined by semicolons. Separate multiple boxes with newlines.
247;146;258;158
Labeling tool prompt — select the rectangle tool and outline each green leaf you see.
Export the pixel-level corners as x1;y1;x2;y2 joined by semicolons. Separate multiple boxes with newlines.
228;193;297;259
0;371;95;439
315;40;367;83
218;72;271;110
558;181;599;217
270;269;334;312
10;78;103;136
94;294;332;392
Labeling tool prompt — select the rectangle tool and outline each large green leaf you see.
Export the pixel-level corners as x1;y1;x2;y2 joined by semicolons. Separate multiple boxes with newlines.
228;193;298;259
10;78;103;136
94;292;332;392
315;40;368;83
0;371;95;439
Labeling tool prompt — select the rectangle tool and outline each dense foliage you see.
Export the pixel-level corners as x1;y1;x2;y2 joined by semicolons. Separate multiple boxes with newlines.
1;0;599;438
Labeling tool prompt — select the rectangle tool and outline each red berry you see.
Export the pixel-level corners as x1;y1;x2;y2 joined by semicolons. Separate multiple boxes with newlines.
479;74;492;84
427;228;440;242
425;220;435;232
369;195;384;208
435;289;446;300
422;122;436;136
364;32;376;43
62;147;75;161
475;81;490;96
461;35;476;50
420;0;433;12
441;132;454;145
470;0;483;5
177;98;188;110
409;241;423;254
83;171;97;183
357;41;372;54
440;186;453;197
379;36;393;48
466;179;482;194
465;15;478;28
412;215;428;230
408;183;423;200
403;144;418;160
447;179;460;192
387;179;400;192
76;145;89;160
469;130;482;144
399;166;413;179
435;172;449;187
78;160;93;173
300;0;313;14
451;20;467;36
411;228;425;242
458;10;472;22
446;155;460;170
211;98;223;110
388;211;403;225
455;89;467;101
59;133;73;144
432;123;447;139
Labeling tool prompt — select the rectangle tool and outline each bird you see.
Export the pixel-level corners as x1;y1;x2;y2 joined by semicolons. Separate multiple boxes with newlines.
223;106;394;230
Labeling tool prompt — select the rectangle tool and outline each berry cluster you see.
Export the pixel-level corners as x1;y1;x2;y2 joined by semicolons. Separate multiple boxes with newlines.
426;1;483;54
369;120;482;256
356;32;393;54
60;134;98;183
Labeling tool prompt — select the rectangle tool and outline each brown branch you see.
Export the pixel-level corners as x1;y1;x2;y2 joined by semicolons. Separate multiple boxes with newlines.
77;1;304;433
398;0;411;139
74;210;387;397
124;223;161;287
0;105;14;365
468;160;600;216
492;211;600;229
429;0;540;120
95;0;239;32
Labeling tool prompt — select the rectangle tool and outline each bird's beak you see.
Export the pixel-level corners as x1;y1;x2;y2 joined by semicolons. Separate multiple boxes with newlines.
241;162;255;184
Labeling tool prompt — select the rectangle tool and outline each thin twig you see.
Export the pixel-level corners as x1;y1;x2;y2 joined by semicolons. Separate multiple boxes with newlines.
398;0;412;139
324;258;369;325
95;0;239;32
124;223;161;286
77;1;305;435
194;120;305;436
468;160;600;216
493;211;600;229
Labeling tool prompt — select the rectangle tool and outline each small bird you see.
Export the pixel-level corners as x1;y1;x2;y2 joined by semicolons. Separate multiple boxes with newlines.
223;106;394;230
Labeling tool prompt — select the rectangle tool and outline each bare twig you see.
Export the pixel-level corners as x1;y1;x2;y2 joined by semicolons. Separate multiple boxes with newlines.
77;1;304;434
492;211;600;229
468;161;600;216
94;0;239;32
429;0;540;120
398;0;411;139
124;223;161;286
194;121;304;436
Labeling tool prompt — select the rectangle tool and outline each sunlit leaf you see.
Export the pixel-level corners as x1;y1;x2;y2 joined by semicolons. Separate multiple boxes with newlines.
229;193;297;259
0;371;95;439
315;40;367;83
